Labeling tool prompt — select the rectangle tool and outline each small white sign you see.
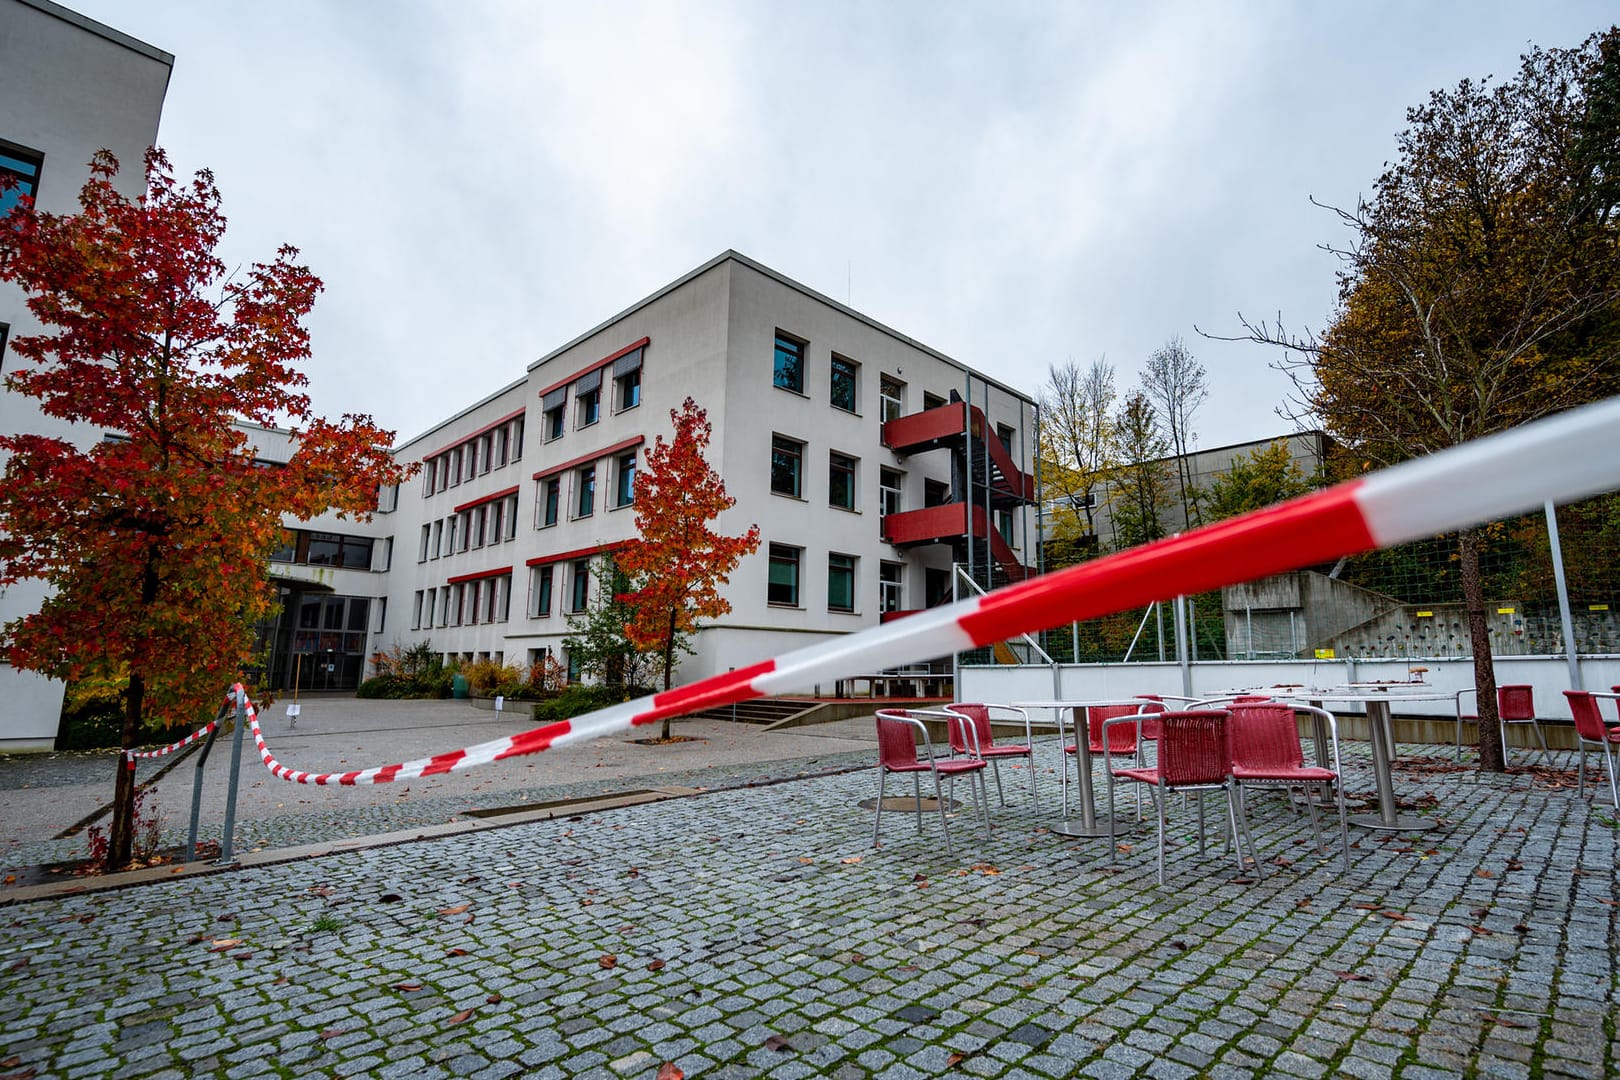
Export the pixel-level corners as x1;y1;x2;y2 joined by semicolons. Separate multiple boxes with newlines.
286;704;301;718
495;695;505;712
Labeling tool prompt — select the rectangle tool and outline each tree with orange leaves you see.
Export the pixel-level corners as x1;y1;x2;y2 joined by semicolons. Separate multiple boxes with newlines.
0;150;411;868
615;397;760;740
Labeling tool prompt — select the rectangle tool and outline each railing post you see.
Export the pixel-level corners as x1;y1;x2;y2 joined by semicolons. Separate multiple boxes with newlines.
185;714;222;863
215;689;248;864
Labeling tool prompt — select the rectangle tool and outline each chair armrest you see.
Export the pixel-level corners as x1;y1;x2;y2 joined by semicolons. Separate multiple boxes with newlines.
1296;704;1343;777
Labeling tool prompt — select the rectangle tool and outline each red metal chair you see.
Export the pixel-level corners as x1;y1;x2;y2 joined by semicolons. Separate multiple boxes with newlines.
1227;702;1351;872
873;709;991;857
1563;691;1620;809
1455;684;1549;762
943;703;1037;808
1103;710;1260;885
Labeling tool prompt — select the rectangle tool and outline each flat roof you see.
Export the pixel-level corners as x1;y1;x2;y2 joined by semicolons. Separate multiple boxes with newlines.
16;0;175;66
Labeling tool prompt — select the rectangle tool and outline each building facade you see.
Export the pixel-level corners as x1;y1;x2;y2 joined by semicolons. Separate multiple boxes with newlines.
0;0;172;750
382;252;1040;687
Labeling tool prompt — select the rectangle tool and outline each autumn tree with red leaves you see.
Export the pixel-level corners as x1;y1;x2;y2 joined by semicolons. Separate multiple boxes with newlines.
616;398;760;740
0;150;411;869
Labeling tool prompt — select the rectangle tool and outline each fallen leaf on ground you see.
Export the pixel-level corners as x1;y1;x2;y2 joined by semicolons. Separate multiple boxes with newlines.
1379;910;1412;921
1335;971;1371;981
319;1028;347;1040
947;1052;966;1067
445;948;469;957
1483;1014;1530;1029
1474;869;1496;879
486;994;502;1004
447;1009;473;1025
599;954;617;969
647;959;666;971
207;939;242;952
841;856;862;864
656;1064;684;1080
394;982;423;992
438;904;470;916
763;1034;792;1052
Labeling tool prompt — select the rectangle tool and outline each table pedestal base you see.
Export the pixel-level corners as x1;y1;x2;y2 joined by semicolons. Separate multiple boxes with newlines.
1051;817;1134;839
1347;811;1437;832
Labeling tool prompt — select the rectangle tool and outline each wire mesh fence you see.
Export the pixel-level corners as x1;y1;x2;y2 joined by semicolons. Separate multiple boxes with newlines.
1024;490;1620;666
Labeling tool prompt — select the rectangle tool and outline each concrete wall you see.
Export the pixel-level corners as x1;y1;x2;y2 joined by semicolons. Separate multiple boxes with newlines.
0;0;172;750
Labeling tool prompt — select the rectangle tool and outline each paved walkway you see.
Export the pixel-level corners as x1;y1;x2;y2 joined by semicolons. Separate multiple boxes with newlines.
0;700;1617;1078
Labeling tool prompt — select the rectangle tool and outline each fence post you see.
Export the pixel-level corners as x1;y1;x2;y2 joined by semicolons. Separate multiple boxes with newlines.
185;716;222;864
1545;501;1582;690
216;689;247;864
1174;594;1192;698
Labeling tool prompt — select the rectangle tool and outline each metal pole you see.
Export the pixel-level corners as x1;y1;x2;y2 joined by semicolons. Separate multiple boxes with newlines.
962;376;975;589
1245;605;1253;660
216;689;248;864
1156;604;1165;662
1123;602;1154;663
1174;594;1192;698
982;380;994;596
1189;595;1198;662
1545;500;1582;690
185;713;223;864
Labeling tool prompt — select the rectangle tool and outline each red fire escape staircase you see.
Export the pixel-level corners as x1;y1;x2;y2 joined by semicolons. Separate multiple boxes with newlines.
880;402;1035;606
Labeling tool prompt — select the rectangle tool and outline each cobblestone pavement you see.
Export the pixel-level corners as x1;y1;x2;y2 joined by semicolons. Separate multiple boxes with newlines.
1;735;1617;1079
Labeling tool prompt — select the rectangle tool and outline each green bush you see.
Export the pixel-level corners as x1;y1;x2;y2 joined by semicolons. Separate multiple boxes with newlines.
529;684;635;724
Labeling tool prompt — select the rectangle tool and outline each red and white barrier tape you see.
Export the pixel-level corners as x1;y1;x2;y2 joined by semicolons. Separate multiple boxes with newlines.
126;720;219;761
242;397;1620;786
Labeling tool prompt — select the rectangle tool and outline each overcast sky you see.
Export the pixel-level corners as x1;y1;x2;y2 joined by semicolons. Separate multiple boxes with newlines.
67;0;1617;450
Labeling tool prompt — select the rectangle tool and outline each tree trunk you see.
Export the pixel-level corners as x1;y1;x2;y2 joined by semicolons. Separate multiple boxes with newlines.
659;609;676;741
1459;528;1504;772
107;672;143;870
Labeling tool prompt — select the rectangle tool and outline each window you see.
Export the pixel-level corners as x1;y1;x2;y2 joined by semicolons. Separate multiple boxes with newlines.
504;494;518;540
488;500;504;544
925;567;950;608
496;574;511;622
0;142;43;218
923;391;946;411
471;506;487;548
424;589;436;627
510;417;525;460
494;426;509;468
828;553;856;613
430;519;443;559
828;452;856;511
457;511;471;552
412;591;424;630
451;583;466;625
615;452;636;507
830;355;858;412
770;435;804;498
576;369;602;427
438;587;450;626
542;387;567;440
996;507;1014;545
880;375;905;422
448;448;462;487
479;434;493;473
924;479;950;507
570;559;591;613
768;544;801;606
614;347;643;411
306;532;373;569
422;456;437;497
576;465;595;518
880;562;904;613
532;565;554;618
465;442;479;481
468;581;482;624
446;515;460;553
996;423;1015;454
880;467;903;517
773;331;805;393
541;477;560;527
436;456;449;491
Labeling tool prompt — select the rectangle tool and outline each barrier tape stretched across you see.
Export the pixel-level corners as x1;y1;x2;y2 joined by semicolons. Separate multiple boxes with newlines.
240;397;1620;787
126;720;219;761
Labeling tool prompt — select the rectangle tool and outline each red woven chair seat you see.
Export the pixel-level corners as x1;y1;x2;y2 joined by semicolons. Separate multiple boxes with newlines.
1232;764;1337;783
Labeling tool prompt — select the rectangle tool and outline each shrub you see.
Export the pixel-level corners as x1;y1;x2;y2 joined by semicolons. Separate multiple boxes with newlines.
360;641;451;699
529;684;635;724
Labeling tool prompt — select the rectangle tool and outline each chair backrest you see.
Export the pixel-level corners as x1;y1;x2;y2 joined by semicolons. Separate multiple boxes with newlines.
1563;691;1608;741
1231;694;1273;704
1498;684;1535;721
1135;695;1167;740
1228;702;1303;772
1155;710;1231;786
946;703;992;754
875;710;921;769
1088;704;1141;752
